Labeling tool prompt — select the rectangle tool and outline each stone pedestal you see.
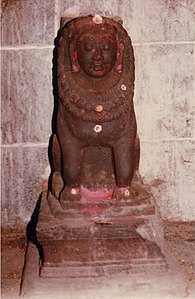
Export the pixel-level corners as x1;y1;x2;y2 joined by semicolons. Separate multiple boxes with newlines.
20;148;169;298
36;185;167;279
20;186;170;298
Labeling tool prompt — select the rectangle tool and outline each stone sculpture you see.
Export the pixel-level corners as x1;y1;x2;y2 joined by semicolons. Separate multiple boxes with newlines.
20;17;167;295
50;15;141;207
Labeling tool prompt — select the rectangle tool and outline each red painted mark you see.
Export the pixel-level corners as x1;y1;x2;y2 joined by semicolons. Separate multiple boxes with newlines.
72;51;77;61
70;42;79;73
80;185;113;203
117;52;120;59
73;64;79;72
116;64;122;73
119;43;124;50
80;33;117;44
97;246;107;255
95;113;103;122
95;110;107;122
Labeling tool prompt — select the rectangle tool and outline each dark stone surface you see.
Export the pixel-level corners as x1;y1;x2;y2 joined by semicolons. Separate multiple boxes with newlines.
41;236;167;278
50;16;140;207
3;223;194;298
36;190;154;239
36;191;167;278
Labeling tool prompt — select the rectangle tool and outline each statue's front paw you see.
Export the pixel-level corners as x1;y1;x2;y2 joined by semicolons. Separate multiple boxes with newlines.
113;186;138;201
59;186;80;207
51;171;64;199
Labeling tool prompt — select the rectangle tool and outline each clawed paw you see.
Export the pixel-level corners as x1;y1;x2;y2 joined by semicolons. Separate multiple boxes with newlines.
51;172;64;199
113;186;138;201
59;186;80;205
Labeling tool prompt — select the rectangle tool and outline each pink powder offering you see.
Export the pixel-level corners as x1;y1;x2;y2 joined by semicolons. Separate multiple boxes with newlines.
80;185;113;203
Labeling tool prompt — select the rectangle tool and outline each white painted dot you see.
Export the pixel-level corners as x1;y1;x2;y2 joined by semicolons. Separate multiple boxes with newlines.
71;188;77;195
92;15;103;24
94;125;102;133
95;105;103;112
124;189;130;197
121;84;127;91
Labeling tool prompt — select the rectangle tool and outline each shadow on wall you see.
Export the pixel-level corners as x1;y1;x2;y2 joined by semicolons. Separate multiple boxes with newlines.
48;18;76;194
24;23;66;257
26;193;44;261
48;23;65;193
23;23;66;271
20;193;44;295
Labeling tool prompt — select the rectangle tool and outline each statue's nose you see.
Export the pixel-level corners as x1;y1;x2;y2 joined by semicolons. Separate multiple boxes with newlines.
93;46;103;61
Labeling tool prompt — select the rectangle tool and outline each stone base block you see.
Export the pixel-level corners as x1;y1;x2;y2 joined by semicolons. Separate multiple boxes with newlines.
40;234;167;279
21;187;170;298
36;190;167;278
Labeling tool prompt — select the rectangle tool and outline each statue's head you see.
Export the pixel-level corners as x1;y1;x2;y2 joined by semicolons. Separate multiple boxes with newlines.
67;16;125;79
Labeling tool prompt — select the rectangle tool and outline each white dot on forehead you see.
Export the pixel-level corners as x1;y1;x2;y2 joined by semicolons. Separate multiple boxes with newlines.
92;15;103;24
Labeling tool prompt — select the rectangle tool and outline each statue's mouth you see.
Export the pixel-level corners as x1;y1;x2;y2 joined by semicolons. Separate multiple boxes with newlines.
94;62;104;66
91;63;105;71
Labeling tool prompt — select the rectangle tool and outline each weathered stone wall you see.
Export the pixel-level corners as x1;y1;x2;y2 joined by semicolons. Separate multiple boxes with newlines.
1;0;195;227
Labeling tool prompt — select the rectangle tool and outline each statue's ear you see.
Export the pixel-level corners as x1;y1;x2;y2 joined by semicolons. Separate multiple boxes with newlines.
115;42;124;73
69;40;80;73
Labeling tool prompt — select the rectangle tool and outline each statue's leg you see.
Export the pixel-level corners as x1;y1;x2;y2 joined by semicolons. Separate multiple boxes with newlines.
132;135;144;185
57;119;84;202
134;135;140;171
61;140;84;188
50;134;64;199
59;141;84;203
113;135;137;199
113;136;134;187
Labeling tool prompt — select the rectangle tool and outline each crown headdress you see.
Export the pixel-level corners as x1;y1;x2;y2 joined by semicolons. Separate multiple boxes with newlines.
65;15;125;42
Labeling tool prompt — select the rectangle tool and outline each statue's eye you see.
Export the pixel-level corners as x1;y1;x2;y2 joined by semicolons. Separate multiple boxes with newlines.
102;43;111;51
84;37;94;51
101;36;116;51
85;43;93;51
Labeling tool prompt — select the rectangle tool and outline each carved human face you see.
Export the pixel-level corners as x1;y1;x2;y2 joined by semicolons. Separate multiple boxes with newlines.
76;30;117;78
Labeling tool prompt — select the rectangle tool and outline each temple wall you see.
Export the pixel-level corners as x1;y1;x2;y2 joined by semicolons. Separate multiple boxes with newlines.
1;0;194;227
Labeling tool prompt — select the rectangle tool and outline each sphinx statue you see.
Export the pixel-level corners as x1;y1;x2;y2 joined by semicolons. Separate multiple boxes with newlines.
20;17;167;293
49;15;142;208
